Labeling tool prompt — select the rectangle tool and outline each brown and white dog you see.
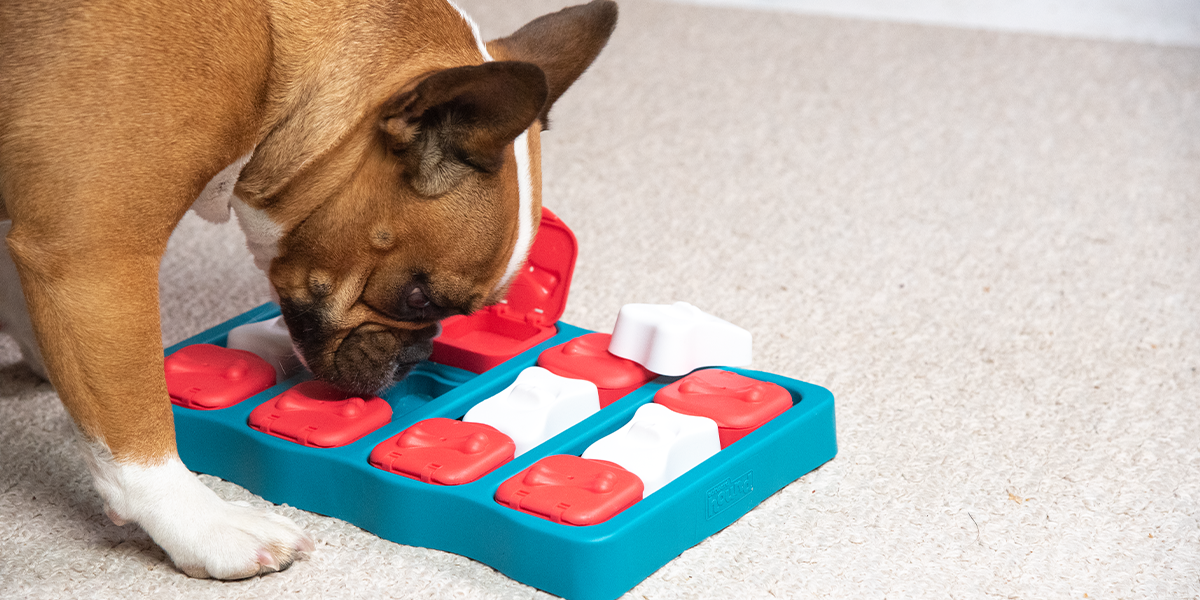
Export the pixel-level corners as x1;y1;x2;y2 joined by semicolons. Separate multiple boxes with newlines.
0;0;616;580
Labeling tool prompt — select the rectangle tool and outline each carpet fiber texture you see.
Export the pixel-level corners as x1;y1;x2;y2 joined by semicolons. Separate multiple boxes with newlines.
2;0;1197;598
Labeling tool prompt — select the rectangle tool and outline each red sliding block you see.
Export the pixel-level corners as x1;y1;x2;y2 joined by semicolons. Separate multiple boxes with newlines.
369;418;515;485
537;333;657;407
495;454;644;526
165;344;277;410
248;380;392;448
653;369;793;448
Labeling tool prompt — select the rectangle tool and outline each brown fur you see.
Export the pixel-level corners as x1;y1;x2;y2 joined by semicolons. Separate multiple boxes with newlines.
0;0;616;474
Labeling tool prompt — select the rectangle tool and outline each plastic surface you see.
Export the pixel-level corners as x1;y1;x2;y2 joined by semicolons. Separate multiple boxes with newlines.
494;454;644;526
581;403;721;496
608;302;752;376
654;369;794;448
369;418;515;485
431;208;578;373
537;333;657;407
165;302;838;600
463;366;600;457
226;315;302;382
248;380;393;448
164;343;276;410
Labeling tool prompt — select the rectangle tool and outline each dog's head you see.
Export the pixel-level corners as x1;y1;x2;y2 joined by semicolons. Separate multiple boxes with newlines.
232;1;617;395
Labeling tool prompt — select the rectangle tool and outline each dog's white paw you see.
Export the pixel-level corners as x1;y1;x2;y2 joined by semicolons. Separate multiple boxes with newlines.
148;494;314;579
84;443;313;579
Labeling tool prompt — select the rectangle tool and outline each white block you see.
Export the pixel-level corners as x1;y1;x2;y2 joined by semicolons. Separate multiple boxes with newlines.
607;302;752;376
582;403;721;496
226;316;303;382
464;367;600;457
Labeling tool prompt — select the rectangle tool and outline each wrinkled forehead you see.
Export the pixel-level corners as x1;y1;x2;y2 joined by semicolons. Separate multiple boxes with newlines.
312;125;537;311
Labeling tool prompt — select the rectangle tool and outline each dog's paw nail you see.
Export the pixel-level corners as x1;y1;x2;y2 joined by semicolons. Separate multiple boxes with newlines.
256;548;280;571
298;535;315;553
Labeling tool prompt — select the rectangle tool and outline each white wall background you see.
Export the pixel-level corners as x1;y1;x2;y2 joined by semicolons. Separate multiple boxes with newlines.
667;0;1200;47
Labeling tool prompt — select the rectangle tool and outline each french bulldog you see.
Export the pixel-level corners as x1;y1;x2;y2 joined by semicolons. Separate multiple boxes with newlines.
0;0;616;579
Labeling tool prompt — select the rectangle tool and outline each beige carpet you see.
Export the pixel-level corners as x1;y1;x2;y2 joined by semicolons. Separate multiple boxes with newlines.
2;0;1198;598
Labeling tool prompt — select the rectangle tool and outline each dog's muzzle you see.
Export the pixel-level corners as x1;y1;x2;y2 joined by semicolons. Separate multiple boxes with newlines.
279;300;440;396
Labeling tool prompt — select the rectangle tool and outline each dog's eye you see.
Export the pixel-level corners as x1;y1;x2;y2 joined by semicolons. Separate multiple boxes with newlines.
406;287;432;309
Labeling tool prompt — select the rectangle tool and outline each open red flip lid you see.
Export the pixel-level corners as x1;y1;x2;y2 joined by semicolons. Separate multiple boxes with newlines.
432;207;578;373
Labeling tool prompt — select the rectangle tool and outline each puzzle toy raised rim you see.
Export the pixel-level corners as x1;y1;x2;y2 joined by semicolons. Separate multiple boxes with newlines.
163;209;836;600
165;302;836;600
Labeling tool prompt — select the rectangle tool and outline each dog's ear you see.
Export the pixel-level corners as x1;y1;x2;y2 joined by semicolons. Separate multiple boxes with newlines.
486;0;618;129
380;61;548;197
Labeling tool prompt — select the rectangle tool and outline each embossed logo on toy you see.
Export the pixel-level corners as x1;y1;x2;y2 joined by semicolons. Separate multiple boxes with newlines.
706;470;753;519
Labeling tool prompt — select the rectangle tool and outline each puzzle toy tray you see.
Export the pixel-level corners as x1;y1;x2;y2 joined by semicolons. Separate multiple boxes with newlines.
163;210;837;600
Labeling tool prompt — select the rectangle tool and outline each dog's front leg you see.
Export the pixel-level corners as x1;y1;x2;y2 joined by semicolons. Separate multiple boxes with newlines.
4;222;312;579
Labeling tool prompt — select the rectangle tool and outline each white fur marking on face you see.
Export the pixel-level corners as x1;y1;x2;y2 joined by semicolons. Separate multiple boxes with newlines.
192;152;254;224
446;1;494;61
80;439;311;579
498;130;536;292
445;0;536;294
230;197;284;275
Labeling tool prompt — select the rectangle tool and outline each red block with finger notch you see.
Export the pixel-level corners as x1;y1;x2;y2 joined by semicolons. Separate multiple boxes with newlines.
248;380;392;448
494;454;644;526
537;333;657;408
369;418;516;485
164;344;277;410
653;369;793;448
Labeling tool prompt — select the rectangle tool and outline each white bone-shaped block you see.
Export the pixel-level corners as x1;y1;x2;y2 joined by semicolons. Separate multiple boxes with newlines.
226;316;303;382
464;366;600;457
581;403;720;496
607;302;752;376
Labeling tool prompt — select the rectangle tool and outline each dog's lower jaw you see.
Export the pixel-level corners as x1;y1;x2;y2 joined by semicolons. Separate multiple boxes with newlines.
81;439;313;579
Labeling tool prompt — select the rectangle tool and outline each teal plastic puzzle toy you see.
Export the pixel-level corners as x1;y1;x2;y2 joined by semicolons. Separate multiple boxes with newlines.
163;210;836;600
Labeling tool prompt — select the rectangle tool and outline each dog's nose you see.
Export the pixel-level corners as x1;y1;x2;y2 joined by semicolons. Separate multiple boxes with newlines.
407;287;431;309
391;281;456;322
